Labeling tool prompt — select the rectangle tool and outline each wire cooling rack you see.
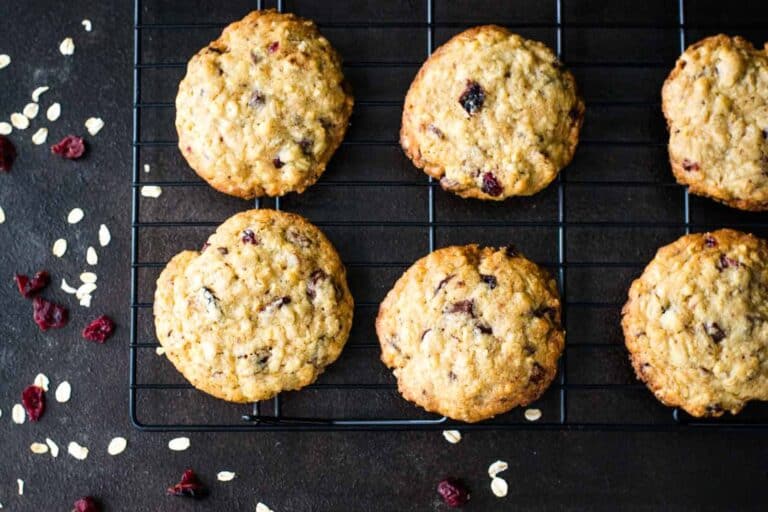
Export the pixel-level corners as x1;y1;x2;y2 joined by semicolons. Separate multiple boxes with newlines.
131;0;768;431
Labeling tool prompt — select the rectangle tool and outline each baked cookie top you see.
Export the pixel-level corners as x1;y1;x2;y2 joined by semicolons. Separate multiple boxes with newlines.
176;10;353;199
400;25;584;201
376;245;564;422
622;229;768;417
154;209;354;403
662;35;768;211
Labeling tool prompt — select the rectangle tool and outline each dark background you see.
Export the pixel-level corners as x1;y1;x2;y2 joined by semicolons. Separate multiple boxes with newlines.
1;1;767;510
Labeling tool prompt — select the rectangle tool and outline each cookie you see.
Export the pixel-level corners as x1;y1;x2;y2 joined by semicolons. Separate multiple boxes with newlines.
400;25;584;201
176;10;354;199
154;209;354;403
662;35;768;211
376;245;564;422
622;229;768;417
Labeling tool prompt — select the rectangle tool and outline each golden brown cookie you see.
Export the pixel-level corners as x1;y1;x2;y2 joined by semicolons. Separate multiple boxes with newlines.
662;35;768;211
176;10;353;198
154;209;354;403
400;25;584;200
376;245;564;422
622;229;768;417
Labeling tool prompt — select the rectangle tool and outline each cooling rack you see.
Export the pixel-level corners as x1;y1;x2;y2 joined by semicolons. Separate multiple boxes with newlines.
131;0;768;431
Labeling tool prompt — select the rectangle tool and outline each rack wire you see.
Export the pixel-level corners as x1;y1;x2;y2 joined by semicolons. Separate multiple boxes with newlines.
131;0;768;431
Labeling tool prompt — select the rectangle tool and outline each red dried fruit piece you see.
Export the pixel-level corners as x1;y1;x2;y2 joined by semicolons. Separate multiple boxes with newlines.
82;315;115;343
267;41;279;53
716;254;740;271
14;271;50;298
437;478;470;508
704;235;717;248
0;135;17;172
22;385;45;421
51;135;86;160
167;469;207;499
458;80;484;115
480;274;497;289
249;89;265;108
704;322;726;343
481;172;503;196
32;296;68;331
681;159;699;172
306;269;327;299
448;300;475;316
241;229;259;245
272;157;284;168
72;496;100;512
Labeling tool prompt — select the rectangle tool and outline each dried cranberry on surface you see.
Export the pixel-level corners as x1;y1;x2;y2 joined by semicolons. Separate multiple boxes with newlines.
242;229;259;245
167;469;207;499
704;322;726;343
459;80;485;115
437;478;470;508
14;271;50;298
272;157;284;168
481;172;503;197
82;315;115;343
0;135;17;172
704;235;717;248
22;385;45;421
267;41;279;53
681;159;699;172
51;135;86;159
32;296;68;331
72;496;100;512
716;254;740;270
480;274;497;289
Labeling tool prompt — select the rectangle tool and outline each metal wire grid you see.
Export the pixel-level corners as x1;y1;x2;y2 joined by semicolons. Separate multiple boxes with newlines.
131;0;768;431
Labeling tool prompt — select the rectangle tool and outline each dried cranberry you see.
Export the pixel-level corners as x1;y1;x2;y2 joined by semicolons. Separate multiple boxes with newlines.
72;496;100;512
447;300;475;316
762;129;767;140
529;362;546;384
14;271;50;298
533;306;557;320
681;159;699;172
427;124;444;138
704;322;726;343
249;89;265;108
0;135;17;172
505;245;518;257
200;241;210;252
22;385;45;421
267;41;279;53
481;172;503;196
437;478;470;508
568;106;581;121
299;138;313;155
273;157;284;168
82;315;115;343
51;135;86;160
704;235;717;248
32;296;68;331
477;323;493;335
459;80;484;115
480;274;497;289
167;469;207;499
241;229;259;245
716;254;740;270
307;269;327;299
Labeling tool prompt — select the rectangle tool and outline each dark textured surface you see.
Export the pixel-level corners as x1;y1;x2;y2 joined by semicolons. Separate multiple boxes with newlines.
1;0;767;510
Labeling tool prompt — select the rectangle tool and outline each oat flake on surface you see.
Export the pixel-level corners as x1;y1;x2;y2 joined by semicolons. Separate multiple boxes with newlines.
23;103;39;119
85;117;104;135
67;441;89;460
488;460;509;478
98;224;111;246
10;113;29;130
80;272;97;283
67;208;84;224
79;294;92;308
168;437;190;451
491;477;508;498
47;103;61;122
0;54;10;69
52;238;67;257
17;479;23;496
107;437;127;456
31;127;48;145
217;471;236;482
12;404;25;424
140;185;162;198
61;279;77;294
256;503;275;512
55;381;72;403
46;438;59;457
0;122;11;135
155;346;166;356
86;246;98;265
442;430;462;444
524;408;542;422
76;282;97;298
82;19;92;31
59;37;75;55
0;206;5;223
32;86;49;102
33;373;50;391
30;442;49;454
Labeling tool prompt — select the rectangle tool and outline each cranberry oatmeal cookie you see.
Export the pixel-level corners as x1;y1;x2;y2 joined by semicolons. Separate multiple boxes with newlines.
400;25;584;200
376;245;564;422
154;209;354;402
662;35;768;211
622;229;768;417
176;10;354;198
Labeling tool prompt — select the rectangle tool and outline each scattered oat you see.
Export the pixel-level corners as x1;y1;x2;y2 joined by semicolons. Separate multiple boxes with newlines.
67;208;84;224
442;430;462;444
10;113;29;130
52;238;67;257
168;437;190;451
85;117;104;135
23;103;39;119
46;103;61;122
0;122;11;135
524;408;542;422
0;54;10;69
80;272;97;284
86;246;98;265
12;404;25;424
141;185;162;198
30;442;49;454
59;37;75;56
217;471;236;482
82;19;92;31
0;206;5;223
33;373;50;391
31;127;48;145
107;437;127;456
98;224;111;246
76;282;97;299
55;381;71;403
488;460;509;479
67;441;89;460
46;438;59;457
17;479;23;496
490;477;508;498
32;86;50;102
256;503;274;512
155;346;166;356
143;164;150;173
79;294;92;308
61;279;77;294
